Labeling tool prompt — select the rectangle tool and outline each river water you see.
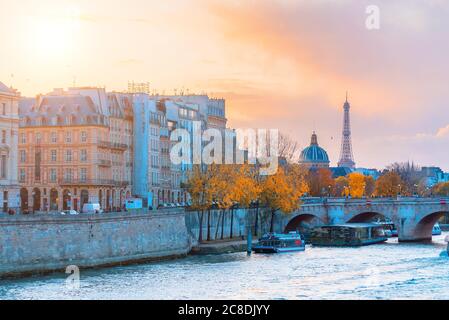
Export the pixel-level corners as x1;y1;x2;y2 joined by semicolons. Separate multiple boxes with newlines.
1;233;449;300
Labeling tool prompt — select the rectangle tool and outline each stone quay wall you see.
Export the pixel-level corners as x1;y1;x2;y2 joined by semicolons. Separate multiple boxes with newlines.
185;208;287;242
0;209;191;278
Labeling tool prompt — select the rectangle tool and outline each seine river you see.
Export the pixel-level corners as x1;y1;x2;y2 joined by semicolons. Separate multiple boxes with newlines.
1;233;449;300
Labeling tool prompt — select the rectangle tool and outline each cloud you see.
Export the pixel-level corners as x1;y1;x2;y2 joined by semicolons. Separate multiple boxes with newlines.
436;125;449;138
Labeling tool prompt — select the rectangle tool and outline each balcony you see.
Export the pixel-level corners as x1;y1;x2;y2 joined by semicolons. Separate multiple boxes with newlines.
110;142;128;150
117;180;130;187
59;179;116;186
97;140;128;150
98;159;112;167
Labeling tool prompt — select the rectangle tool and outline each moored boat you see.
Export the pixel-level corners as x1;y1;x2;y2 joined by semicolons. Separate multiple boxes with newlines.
252;232;305;253
310;223;388;247
375;220;398;238
432;223;442;236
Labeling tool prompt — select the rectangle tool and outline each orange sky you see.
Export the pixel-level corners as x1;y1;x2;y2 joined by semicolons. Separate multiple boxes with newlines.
1;0;448;170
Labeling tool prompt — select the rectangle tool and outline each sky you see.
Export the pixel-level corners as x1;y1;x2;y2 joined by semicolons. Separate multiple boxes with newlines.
1;0;448;170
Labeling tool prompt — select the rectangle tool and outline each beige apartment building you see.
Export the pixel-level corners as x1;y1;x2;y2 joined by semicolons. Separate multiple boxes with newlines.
0;82;20;213
18;90;132;213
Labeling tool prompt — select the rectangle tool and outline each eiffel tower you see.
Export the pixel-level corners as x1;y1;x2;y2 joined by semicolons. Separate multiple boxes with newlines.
337;92;356;168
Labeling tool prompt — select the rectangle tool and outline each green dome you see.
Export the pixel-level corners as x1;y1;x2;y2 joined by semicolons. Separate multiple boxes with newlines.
299;132;330;164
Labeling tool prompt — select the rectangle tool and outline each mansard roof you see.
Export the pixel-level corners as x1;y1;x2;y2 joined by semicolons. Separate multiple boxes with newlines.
19;94;108;128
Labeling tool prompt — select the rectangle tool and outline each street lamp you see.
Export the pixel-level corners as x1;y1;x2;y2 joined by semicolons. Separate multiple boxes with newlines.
31;191;35;214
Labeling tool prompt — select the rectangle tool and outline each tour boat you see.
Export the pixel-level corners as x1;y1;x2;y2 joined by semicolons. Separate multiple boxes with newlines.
310;223;388;247
252;232;305;253
432;223;442;236
375;220;398;238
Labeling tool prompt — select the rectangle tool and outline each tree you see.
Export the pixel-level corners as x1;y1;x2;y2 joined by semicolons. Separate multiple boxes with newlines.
386;162;422;195
260;167;306;232
433;182;449;196
306;168;335;196
278;133;301;163
375;171;404;197
186;163;223;242
334;176;348;197
365;175;375;197
186;165;208;242
348;172;366;198
223;164;261;238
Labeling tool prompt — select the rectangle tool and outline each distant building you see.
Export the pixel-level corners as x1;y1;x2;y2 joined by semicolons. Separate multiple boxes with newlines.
420;167;449;187
330;167;352;178
0;81;20;213
299;132;330;169
353;168;380;180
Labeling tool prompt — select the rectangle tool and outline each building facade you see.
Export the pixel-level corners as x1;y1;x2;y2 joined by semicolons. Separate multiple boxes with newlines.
0;82;20;213
132;94;227;208
18;89;133;213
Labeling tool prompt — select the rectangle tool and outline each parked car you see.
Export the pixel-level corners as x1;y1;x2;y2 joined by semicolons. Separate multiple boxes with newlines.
60;210;79;215
82;203;103;214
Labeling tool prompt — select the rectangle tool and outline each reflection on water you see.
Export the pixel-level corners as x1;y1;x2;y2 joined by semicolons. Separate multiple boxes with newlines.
1;233;449;300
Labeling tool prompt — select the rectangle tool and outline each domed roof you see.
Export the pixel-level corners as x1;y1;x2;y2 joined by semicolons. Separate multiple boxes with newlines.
299;132;330;164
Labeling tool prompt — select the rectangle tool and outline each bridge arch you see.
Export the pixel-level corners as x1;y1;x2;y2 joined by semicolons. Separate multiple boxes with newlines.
346;211;389;223
284;214;325;241
413;211;448;241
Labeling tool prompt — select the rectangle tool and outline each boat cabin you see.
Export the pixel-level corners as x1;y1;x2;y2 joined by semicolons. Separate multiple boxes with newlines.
310;223;388;247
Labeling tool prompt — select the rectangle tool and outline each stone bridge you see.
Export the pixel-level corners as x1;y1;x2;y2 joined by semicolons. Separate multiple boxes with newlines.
282;197;449;242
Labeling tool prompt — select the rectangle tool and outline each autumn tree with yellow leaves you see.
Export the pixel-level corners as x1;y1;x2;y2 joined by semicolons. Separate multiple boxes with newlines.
334;176;348;197
260;166;308;232
433;182;449;196
347;172;366;198
374;171;404;197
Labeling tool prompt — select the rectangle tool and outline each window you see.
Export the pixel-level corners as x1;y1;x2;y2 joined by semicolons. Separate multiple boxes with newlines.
81;131;87;142
50;168;57;182
51;132;57;143
51;150;57;162
20;150;26;163
2;103;5;115
19;169;26;182
65;131;72;143
36;132;41;144
1;155;6;178
1;130;5;144
65;149;72;162
20;133;26;144
80;168;87;182
64;168;73;182
80;149;87;162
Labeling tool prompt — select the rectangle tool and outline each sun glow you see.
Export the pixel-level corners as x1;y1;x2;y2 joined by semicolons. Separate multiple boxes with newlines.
25;7;81;62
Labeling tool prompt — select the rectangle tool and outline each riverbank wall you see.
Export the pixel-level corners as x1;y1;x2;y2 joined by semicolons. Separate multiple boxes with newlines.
0;209;191;278
184;208;289;242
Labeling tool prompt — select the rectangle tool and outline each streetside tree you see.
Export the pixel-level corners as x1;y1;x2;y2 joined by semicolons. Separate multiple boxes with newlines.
186;163;225;242
260;167;306;233
225;164;262;238
305;168;335;196
334;176;349;197
374;171;404;197
365;175;376;197
433;182;449;197
348;172;366;198
186;165;208;242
